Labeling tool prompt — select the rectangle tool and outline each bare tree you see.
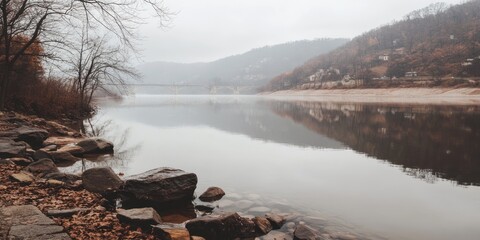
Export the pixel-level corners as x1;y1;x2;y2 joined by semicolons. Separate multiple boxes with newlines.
69;26;138;114
0;0;169;110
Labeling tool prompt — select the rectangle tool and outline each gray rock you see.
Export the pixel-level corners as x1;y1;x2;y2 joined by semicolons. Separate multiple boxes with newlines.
82;167;124;193
0;205;71;240
46;208;89;218
15;126;49;149
253;216;273;235
266;213;287;230
195;203;215;212
186;212;256;240
0;139;26;158
76;138;114;154
152;223;190;240
199;187;225;202
8;224;65;239
26;159;59;177
293;224;319;240
117;207;162;226
122;167;197;205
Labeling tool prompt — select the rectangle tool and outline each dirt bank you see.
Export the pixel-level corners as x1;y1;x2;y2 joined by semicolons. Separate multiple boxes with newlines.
261;88;480;105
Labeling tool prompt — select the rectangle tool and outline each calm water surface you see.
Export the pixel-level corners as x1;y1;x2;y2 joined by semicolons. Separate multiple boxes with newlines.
68;95;480;240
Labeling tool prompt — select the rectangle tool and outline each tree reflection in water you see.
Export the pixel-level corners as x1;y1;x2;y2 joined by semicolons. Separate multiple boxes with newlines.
269;101;480;186
66;114;141;174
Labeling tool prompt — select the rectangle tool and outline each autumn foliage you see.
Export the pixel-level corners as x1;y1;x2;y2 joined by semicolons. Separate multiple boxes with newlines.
264;0;480;91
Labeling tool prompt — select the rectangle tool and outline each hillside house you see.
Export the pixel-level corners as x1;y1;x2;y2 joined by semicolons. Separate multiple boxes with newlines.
405;72;418;77
379;55;389;61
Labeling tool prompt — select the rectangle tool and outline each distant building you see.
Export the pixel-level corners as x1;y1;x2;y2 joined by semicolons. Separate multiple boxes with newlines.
379;55;389;61
450;35;455;40
405;72;418;77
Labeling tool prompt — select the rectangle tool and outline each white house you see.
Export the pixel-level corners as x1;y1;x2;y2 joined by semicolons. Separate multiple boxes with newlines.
379;55;389;61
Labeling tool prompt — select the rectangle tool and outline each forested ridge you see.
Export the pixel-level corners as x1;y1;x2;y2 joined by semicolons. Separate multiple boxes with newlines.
263;0;480;91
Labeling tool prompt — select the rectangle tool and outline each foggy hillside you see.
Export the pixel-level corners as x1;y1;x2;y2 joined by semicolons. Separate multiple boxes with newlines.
137;39;348;89
263;1;480;91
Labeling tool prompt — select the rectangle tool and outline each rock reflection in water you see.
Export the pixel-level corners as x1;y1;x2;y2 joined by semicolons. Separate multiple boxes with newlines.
269;101;480;186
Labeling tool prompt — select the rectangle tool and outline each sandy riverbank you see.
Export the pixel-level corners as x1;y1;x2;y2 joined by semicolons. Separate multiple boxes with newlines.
261;88;480;105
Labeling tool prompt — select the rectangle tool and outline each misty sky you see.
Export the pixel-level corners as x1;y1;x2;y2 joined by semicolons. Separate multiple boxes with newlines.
138;0;463;63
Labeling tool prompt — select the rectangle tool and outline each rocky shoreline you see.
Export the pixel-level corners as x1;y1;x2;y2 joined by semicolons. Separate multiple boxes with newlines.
0;111;336;240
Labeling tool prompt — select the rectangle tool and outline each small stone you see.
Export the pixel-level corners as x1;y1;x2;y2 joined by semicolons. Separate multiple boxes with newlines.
49;151;81;164
191;237;206;240
195;204;215;212
293;224;319;240
43;136;80;147
77;138;114;154
47;179;65;186
199;187;225;202
82;167;124;193
33;149;53;161
26;159;59;177
117;207;162;226
7;157;33;166
266;213;286;230
253;216;273;235
57;144;84;156
41;145;57;151
152;223;190;240
44;172;81;184
10;172;35;184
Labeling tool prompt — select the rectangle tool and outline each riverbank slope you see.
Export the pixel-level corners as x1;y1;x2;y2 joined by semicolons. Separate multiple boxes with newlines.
261;87;480;105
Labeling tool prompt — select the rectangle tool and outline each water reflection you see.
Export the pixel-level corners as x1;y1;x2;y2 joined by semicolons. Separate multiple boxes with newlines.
269;101;480;186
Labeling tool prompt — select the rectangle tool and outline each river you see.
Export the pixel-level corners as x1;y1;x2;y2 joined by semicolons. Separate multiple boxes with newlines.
64;95;480;240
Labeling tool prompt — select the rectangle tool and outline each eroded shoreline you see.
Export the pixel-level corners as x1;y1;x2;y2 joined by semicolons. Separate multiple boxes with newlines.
261;87;480;105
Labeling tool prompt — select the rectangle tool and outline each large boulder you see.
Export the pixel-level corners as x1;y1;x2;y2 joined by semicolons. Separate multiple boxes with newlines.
82;167;124;194
0;139;26;158
199;187;225;202
117;208;162;227
122;168;197;205
26;159;59;177
15;126;49;149
76;138;114;155
185;213;257;240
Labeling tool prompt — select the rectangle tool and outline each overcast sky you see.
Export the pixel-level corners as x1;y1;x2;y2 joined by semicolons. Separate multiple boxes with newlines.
138;0;463;63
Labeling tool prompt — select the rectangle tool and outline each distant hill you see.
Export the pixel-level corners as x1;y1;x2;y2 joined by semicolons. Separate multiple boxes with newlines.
263;1;480;91
136;39;348;93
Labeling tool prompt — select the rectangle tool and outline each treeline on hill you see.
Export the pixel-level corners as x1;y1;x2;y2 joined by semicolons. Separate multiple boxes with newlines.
263;0;480;91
